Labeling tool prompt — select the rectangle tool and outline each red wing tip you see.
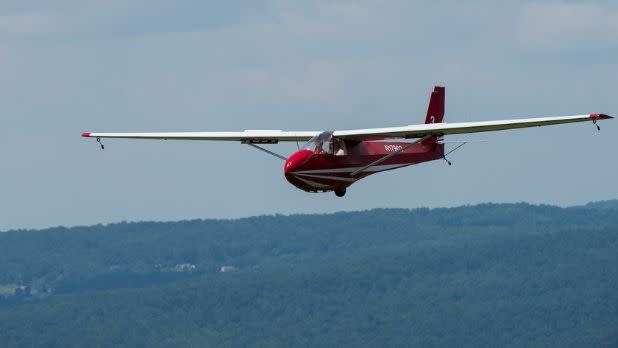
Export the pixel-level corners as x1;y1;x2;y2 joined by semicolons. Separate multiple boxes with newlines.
590;114;613;120
81;132;91;137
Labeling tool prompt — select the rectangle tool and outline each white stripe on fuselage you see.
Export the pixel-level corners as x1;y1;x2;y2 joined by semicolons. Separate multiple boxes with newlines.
294;173;357;182
293;176;332;189
291;163;410;175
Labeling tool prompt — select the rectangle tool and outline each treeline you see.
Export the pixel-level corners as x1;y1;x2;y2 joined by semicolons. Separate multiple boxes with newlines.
0;203;616;347
1;203;616;288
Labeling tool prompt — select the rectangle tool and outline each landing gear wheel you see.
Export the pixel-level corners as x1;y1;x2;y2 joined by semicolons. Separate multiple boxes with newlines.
334;187;346;197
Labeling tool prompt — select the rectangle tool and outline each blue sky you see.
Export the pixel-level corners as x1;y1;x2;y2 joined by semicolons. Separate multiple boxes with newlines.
1;1;617;230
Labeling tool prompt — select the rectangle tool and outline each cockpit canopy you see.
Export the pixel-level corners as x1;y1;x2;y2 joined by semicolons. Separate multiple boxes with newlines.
303;131;346;155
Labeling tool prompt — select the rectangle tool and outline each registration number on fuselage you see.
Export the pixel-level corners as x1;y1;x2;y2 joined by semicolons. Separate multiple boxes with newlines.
384;144;403;152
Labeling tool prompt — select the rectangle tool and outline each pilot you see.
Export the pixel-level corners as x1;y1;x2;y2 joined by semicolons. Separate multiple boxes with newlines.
314;139;327;154
334;139;346;156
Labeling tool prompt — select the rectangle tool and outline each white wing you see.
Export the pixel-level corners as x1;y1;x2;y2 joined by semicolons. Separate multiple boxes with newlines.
82;130;320;143
333;114;613;140
82;114;611;143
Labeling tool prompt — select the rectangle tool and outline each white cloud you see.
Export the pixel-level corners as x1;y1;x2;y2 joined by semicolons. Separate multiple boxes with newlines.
519;2;618;49
318;2;369;18
256;0;410;41
0;13;59;34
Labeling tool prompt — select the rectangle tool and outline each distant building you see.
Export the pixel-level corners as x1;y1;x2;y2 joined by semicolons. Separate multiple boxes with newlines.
0;284;23;297
220;266;237;273
174;263;196;272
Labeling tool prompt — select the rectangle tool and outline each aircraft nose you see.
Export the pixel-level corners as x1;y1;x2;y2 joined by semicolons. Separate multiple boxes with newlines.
284;150;312;174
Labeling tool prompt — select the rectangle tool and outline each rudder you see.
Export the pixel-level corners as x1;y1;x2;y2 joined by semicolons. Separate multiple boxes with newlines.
425;86;445;124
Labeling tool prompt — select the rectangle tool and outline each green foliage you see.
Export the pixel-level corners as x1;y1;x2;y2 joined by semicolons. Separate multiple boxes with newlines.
0;203;616;347
582;199;618;210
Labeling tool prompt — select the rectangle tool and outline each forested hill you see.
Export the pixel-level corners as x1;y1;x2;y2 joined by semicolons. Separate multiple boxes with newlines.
580;199;618;210
1;203;617;347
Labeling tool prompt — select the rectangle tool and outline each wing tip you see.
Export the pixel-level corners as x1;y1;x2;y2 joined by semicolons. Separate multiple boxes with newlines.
590;114;613;120
81;132;91;137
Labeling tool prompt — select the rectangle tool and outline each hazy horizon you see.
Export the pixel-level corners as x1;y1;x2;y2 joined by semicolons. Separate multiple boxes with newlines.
3;198;616;233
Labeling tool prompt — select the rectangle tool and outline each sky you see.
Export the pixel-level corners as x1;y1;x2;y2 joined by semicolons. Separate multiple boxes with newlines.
1;0;617;231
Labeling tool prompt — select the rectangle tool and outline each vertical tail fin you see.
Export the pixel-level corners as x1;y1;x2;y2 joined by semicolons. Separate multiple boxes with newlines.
423;86;445;148
425;86;445;124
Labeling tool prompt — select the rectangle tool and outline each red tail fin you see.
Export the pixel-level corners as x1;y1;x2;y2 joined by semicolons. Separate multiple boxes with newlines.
425;86;445;124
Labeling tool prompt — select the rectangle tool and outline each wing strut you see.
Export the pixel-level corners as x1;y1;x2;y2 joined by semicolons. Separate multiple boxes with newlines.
350;135;432;176
246;143;287;161
442;142;467;166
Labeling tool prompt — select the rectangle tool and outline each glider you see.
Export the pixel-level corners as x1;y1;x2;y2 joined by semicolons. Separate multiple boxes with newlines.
83;86;612;197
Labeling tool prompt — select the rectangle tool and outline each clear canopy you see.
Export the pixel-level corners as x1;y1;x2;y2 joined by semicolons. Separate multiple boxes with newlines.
302;131;346;155
303;131;333;154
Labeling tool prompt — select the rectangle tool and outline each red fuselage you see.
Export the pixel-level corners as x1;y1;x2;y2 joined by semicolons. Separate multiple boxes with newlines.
284;139;444;193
